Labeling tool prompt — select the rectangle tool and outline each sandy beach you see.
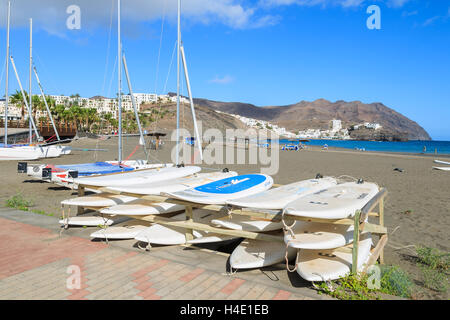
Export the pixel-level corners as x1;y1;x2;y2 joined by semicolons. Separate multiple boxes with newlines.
0;136;448;299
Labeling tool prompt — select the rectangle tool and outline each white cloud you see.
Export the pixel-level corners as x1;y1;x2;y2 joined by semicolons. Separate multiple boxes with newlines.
259;0;365;8
259;0;411;8
423;16;440;26
209;75;234;84
402;10;418;17
387;0;411;8
0;0;278;35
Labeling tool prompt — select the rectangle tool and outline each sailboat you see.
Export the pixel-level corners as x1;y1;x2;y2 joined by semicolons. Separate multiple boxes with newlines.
1;5;67;159
24;0;201;188
0;2;40;161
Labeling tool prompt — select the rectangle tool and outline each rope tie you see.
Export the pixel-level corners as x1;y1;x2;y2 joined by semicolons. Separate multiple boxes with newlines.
222;266;238;276
384;225;417;255
281;208;296;239
59;204;66;236
225;205;233;218
137;236;152;251
285;245;300;273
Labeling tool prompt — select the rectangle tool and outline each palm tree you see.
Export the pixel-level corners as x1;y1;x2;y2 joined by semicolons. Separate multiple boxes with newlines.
10;90;29;121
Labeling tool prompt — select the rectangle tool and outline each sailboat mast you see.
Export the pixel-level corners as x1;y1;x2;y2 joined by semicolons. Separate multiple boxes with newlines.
4;1;10;144
176;0;181;165
180;44;203;161
29;18;33;144
33;67;60;141
10;56;40;140
117;0;123;163
122;53;148;158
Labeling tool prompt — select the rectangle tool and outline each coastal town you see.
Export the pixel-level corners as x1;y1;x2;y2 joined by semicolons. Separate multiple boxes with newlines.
0;93;189;121
219;111;383;140
0;92;384;140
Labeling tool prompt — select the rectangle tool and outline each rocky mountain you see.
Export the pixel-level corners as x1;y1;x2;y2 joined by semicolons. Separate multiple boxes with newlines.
191;97;431;141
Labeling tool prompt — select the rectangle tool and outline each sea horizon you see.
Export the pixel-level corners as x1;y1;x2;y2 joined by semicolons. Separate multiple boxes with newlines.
271;138;450;155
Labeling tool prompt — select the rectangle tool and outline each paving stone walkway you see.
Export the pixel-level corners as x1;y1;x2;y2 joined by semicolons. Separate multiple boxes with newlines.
0;209;327;300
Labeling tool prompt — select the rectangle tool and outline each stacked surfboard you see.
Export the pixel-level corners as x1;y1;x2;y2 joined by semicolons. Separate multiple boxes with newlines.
283;181;379;281
60;170;239;241
433;159;450;171
213;177;339;270
134;173;274;245
58;170;381;283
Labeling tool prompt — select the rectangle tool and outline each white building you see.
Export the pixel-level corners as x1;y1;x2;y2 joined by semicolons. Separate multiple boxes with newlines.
331;119;342;132
364;122;382;130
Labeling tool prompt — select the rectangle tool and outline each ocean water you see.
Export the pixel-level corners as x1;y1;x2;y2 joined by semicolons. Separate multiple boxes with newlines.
271;139;450;155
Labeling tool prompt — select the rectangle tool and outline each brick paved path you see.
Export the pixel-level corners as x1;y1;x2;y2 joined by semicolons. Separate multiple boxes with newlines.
0;215;322;300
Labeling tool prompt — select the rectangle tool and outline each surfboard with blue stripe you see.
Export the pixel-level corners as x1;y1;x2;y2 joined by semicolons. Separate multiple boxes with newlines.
163;174;274;205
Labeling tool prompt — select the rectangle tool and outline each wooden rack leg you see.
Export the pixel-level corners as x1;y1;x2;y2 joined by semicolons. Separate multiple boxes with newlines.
77;185;85;215
363;234;388;273
185;206;194;242
379;198;385;264
352;210;361;274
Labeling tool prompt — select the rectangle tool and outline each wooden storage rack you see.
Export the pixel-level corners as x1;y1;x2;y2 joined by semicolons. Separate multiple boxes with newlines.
75;183;388;274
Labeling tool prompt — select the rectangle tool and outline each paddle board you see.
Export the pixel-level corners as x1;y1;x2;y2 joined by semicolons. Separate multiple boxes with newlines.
434;160;450;165
134;210;229;245
230;237;297;269
109;171;238;195
90;221;150;239
73;165;201;188
59;216;114;227
226;177;337;209
100;200;185;216
211;214;283;232
163;174;274;205
284;221;364;250
433;166;450;171
187;233;237;244
296;233;373;282
284;181;379;219
61;193;137;207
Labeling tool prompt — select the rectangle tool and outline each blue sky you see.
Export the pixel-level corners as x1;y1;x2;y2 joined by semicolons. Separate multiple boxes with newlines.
0;0;449;140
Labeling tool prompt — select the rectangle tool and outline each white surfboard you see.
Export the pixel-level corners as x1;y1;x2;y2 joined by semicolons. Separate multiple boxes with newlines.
90;222;150;239
163;174;274;205
100;200;185;216
134;210;229;245
73;166;201;188
433;166;450;171
109;171;238;195
434;160;450;165
284;221;362;250
61;193;137;207
59;216;114;227
284;181;379;219
296;233;373;282
211;214;283;232
187;233;237;244
230;237;297;269
226;177;337;209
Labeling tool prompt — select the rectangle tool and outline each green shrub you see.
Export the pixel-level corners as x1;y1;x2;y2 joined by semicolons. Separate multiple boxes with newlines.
415;246;449;293
316;273;381;300
418;264;448;292
416;246;449;271
5;193;34;211
379;265;414;298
